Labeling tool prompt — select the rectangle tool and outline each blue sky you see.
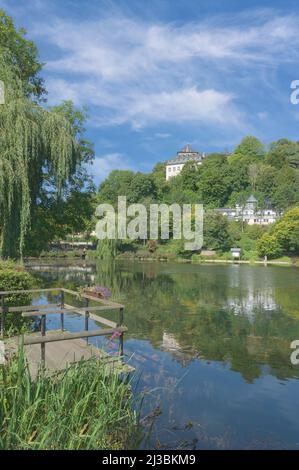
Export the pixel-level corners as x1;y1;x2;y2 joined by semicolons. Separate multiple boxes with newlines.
2;0;299;184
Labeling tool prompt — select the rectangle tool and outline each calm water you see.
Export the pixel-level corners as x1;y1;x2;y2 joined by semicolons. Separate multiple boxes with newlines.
27;260;299;450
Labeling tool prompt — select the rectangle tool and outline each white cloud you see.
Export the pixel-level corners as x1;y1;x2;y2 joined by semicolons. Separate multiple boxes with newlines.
30;9;299;130
257;111;268;120
46;79;241;129
117;87;240;129
39;14;299;79
90;153;134;184
155;133;172;139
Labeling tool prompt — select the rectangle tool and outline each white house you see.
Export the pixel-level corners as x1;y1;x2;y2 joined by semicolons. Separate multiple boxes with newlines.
216;195;280;225
166;144;205;181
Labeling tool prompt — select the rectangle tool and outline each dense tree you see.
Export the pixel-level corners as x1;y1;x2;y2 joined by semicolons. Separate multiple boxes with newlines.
228;158;250;195
197;154;231;208
271;167;299;210
266;139;299;169
229;136;265;163
255;164;279;199
23;103;95;255
98;170;134;205
151;162;168;200
257;234;282;259
127;172;156;204
0;13;95;258
248;163;262;191
180;160;200;192
0;57;82;258
272;208;299;254
203;212;231;251
257;208;299;258
0;10;45;99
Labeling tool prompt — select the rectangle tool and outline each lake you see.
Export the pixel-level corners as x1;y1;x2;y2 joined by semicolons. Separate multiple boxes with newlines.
26;260;299;450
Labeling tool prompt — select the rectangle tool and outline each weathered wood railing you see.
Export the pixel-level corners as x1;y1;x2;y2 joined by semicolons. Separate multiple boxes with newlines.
0;287;126;367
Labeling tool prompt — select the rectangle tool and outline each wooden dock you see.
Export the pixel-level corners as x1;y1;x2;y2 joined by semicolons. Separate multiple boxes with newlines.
0;287;134;376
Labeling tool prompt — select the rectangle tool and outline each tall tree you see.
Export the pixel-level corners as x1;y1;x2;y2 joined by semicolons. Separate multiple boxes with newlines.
266;138;299;169
0;56;80;258
203;212;232;252
0;10;45;99
98;170;134;205
229;136;265;163
197;154;231;208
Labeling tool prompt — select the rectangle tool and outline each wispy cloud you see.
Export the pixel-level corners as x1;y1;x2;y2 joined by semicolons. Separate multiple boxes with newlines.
90;153;134;184
34;10;299;130
155;133;172;139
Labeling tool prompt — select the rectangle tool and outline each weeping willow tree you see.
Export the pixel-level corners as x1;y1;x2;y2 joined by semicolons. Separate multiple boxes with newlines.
96;238;118;261
0;54;79;258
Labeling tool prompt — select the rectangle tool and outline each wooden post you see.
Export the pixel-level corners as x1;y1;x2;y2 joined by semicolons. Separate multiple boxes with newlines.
1;295;5;339
40;314;46;368
84;297;89;344
118;307;124;358
60;290;65;331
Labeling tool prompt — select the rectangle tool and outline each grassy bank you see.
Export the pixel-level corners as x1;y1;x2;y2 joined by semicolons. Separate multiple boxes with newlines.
0;350;142;450
24;251;299;267
116;251;299;267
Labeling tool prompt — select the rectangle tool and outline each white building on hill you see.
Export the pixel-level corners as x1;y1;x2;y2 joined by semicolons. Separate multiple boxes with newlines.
165;144;205;181
216;195;279;225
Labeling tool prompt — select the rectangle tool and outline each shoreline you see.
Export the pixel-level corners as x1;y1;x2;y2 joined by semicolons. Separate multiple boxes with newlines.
24;256;299;268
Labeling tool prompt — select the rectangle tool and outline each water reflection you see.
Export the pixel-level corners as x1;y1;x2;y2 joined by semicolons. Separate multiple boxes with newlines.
26;260;299;449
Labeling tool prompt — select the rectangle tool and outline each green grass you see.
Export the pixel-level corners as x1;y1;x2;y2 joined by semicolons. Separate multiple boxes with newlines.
0;350;142;450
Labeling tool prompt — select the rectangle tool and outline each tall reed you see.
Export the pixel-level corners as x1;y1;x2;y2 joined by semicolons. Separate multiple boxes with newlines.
0;349;142;449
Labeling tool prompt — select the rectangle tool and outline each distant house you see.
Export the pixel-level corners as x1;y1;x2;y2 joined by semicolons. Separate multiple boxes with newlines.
216;195;280;225
165;144;205;181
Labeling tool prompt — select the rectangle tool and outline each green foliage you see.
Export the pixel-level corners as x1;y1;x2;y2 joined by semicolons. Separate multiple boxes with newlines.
266;139;299;169
203;212;231;252
0;351;142;449
270;167;299;210
150;162;168;200
257;208;299;258
0;55;80;258
229;136;265;163
180;160;200;192
257;234;282;259
98;170;134;206
0;15;95;258
97;238;118;260
0;10;45;99
272;207;299;254
242;250;259;262
256;164;279;198
197;154;232;208
127;173;156;204
0;262;34;334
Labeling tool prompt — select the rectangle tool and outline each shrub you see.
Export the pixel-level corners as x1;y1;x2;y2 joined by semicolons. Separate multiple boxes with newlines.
0;262;34;335
219;251;233;261
242;250;259;261
257;234;282;259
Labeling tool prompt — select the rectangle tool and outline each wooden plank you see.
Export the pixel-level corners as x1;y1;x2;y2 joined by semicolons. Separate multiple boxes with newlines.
61;288;124;309
64;304;117;328
0;288;62;296
85;313;117;329
1;303;58;313
4;333;134;378
22;326;127;345
82;294;124;309
22;305;122;317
